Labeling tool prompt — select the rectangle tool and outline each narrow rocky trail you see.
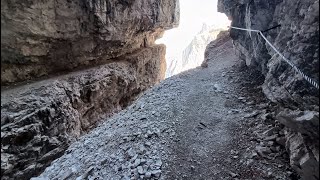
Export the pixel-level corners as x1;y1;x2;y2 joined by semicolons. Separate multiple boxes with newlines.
163;39;246;179
36;38;295;180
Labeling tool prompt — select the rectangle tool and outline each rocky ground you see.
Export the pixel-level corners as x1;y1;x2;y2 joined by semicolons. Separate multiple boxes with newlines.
35;37;298;179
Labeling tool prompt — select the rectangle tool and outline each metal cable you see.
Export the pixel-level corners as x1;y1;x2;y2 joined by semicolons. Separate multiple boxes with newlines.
229;26;319;89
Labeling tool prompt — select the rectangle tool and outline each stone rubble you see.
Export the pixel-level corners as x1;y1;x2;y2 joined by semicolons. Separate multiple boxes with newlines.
33;33;298;180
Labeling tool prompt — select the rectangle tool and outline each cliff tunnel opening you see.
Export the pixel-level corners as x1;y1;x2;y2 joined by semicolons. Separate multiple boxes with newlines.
156;0;230;78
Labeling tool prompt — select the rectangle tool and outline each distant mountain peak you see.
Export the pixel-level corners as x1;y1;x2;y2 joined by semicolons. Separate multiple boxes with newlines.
200;23;210;33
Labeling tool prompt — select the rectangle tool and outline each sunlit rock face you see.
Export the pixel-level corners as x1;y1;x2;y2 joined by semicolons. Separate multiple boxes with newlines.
166;24;228;77
0;0;179;179
218;0;319;179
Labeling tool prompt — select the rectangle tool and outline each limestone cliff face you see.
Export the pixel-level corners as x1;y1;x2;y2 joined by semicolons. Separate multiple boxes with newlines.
218;0;319;109
218;0;319;179
1;0;179;84
0;0;179;179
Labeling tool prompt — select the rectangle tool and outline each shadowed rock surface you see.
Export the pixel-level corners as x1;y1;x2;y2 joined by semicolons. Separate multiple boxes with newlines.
1;0;179;84
218;0;319;179
1;0;179;179
1;45;167;180
35;32;296;180
1;0;319;179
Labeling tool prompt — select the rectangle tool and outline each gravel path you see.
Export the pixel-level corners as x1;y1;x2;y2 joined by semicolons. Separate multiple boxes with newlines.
35;39;294;180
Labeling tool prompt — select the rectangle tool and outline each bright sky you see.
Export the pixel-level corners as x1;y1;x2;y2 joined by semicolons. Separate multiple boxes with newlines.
156;0;230;56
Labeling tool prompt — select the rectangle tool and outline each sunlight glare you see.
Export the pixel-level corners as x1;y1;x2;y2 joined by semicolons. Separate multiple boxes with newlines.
155;0;230;78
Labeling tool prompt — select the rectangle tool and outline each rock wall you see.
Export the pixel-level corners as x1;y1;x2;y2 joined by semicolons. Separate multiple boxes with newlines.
218;0;319;109
218;0;319;179
1;0;179;84
202;30;231;68
1;0;179;179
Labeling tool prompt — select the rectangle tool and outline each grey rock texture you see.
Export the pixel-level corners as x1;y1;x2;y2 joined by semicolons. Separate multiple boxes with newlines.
202;30;231;68
1;0;179;179
284;128;319;180
35;36;293;180
1;0;179;84
277;109;319;139
1;45;166;180
218;0;319;109
277;109;319;180
218;0;319;179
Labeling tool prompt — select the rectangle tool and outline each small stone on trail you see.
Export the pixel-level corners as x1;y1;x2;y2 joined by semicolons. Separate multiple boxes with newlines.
137;166;144;174
138;145;146;154
244;111;260;118
230;150;239;155
151;170;161;178
214;83;223;92
275;137;286;146
249;151;258;159
131;154;138;162
264;134;277;141
246;101;255;105
255;146;272;156
229;172;239;178
155;159;162;168
145;142;152;147
262;127;279;136
260;113;272;121
145;172;152;178
127;148;136;158
30;178;49;180
133;158;141;168
147;130;153;138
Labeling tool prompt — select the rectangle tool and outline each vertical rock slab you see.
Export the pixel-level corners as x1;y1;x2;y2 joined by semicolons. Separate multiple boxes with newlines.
218;0;319;179
218;0;319;108
1;0;179;179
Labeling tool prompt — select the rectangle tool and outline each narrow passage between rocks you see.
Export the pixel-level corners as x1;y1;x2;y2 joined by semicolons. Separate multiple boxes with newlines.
37;35;295;180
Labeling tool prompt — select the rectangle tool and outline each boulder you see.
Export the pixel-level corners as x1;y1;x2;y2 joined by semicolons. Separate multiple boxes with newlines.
276;109;319;139
285;129;319;180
